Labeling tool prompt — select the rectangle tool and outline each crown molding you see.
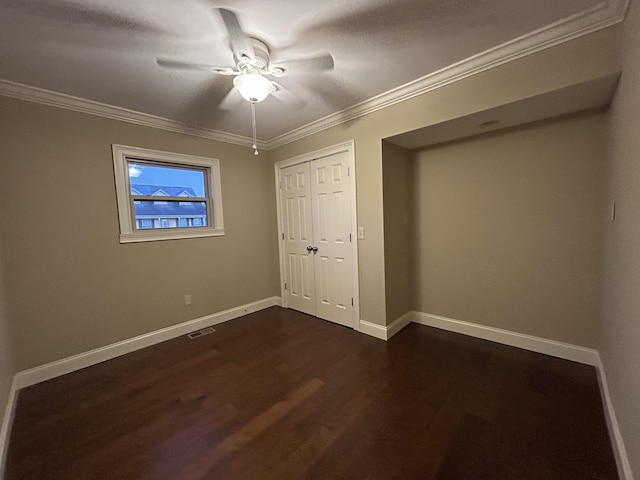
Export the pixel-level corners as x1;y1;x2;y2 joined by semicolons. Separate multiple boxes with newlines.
0;0;630;151
266;0;629;150
0;79;267;150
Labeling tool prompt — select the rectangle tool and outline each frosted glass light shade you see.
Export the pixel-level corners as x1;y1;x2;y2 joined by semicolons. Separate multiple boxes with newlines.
233;73;275;102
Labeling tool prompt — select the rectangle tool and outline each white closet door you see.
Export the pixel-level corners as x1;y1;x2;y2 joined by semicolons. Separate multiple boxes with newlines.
310;152;353;327
280;163;315;316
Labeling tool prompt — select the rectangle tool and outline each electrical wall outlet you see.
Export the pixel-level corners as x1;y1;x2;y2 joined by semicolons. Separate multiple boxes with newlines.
184;294;192;306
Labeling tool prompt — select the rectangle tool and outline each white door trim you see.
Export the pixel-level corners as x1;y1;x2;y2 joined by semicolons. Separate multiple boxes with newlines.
274;140;360;330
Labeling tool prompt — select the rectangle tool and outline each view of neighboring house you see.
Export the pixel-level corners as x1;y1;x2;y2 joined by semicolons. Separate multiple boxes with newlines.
130;184;208;229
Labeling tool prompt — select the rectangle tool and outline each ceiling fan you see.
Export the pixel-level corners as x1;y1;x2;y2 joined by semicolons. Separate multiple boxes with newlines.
157;8;335;154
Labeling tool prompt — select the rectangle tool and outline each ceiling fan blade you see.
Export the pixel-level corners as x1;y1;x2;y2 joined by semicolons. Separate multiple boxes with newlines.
218;88;244;111
176;78;233;127
217;8;255;60
156;58;235;75
270;54;335;76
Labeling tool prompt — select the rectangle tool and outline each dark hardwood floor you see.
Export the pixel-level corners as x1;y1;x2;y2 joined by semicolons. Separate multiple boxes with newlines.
5;307;618;479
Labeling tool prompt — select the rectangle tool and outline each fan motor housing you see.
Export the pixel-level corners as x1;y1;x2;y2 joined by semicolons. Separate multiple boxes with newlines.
236;38;270;72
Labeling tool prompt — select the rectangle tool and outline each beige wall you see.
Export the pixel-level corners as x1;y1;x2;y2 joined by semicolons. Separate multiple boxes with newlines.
382;141;414;322
412;112;606;347
269;25;620;327
0;250;16;472
0;97;280;370
602;0;640;475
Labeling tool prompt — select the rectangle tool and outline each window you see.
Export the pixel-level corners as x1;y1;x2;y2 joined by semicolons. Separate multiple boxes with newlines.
112;145;224;243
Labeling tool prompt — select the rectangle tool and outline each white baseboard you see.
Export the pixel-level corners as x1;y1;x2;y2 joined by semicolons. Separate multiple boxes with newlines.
0;376;18;478
359;320;387;340
15;296;281;389
412;311;599;365
387;312;414;339
595;355;634;480
359;311;413;341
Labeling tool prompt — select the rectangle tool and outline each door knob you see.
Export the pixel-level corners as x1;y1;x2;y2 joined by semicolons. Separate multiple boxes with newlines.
311;246;318;253
306;246;313;253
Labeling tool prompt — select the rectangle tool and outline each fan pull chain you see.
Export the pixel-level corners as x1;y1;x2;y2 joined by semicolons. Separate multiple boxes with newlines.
251;101;259;156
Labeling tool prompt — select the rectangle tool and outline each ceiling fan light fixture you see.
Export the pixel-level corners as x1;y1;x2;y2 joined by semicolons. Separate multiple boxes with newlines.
233;73;275;102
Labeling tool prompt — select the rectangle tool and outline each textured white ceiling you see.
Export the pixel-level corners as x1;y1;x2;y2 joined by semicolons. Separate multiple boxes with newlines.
0;0;605;141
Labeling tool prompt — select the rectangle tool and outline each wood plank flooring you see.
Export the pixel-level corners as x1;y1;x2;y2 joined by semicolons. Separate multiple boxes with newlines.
5;307;618;479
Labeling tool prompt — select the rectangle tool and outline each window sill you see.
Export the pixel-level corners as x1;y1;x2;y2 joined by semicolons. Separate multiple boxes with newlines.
119;228;225;243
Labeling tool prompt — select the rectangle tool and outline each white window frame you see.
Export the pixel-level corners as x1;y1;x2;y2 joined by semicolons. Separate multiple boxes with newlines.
112;144;224;243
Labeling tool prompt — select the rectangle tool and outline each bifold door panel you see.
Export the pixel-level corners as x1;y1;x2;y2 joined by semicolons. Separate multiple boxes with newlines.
281;162;315;316
280;151;353;327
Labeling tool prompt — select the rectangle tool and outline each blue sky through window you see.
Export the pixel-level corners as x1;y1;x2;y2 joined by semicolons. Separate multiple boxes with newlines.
128;163;206;197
